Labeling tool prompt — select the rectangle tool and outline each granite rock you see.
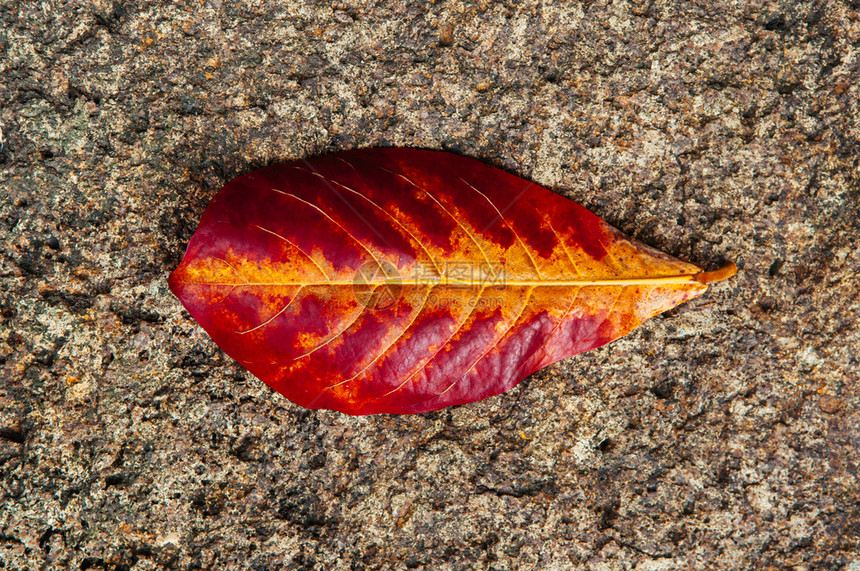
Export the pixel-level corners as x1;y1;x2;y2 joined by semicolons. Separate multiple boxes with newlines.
0;0;858;569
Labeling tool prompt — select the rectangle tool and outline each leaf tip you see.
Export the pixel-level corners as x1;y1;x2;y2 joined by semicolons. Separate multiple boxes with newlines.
696;262;737;285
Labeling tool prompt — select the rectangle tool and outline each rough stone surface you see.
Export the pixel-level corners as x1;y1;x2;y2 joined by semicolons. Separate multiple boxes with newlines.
1;1;858;569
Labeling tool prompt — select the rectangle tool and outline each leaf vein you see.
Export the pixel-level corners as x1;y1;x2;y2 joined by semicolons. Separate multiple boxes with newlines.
380;285;488;398
377;166;499;280
213;257;249;283
236;286;304;335
458;176;544;279
314;173;443;277
338;284;436;384
253;224;330;279
439;286;535;397
546;218;583;277
295;283;385;360
269;186;387;275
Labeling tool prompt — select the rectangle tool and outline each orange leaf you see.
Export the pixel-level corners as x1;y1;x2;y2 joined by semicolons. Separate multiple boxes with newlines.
169;148;735;415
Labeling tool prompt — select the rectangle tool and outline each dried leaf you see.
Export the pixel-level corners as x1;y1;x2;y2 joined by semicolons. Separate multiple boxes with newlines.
169;148;735;415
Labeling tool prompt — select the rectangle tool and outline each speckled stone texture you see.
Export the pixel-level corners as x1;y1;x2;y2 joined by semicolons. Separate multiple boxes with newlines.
0;0;858;569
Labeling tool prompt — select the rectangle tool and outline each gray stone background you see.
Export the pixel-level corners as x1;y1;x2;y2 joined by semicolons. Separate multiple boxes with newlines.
1;0;858;569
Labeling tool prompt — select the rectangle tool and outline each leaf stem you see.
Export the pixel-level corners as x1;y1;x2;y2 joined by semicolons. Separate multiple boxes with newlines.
696;262;737;285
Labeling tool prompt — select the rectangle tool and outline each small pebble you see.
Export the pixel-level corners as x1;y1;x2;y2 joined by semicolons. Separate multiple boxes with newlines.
47;236;60;250
818;394;842;414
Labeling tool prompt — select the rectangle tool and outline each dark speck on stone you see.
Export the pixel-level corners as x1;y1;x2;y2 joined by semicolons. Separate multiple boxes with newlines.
764;15;787;31
769;259;784;277
46;236;60;250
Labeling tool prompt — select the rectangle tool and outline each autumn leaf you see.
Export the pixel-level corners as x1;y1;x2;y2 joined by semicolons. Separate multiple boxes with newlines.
169;148;735;415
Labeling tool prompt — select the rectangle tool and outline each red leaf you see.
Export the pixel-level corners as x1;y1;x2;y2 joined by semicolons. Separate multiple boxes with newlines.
169;148;735;415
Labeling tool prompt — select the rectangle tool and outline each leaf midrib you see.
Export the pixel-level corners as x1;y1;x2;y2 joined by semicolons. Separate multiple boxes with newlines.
176;273;708;287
